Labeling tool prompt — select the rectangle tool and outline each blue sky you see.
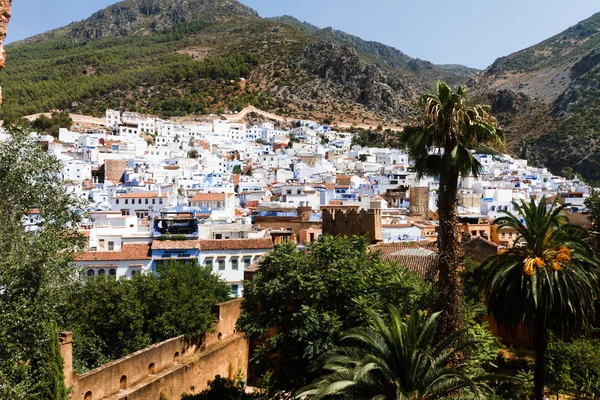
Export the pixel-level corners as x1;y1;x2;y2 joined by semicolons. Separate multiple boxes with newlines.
7;0;600;69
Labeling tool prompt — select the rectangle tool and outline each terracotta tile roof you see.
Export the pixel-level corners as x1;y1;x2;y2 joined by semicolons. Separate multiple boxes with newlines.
76;244;152;261
152;240;199;250
370;242;439;280
112;192;169;199
190;193;226;201
199;238;274;251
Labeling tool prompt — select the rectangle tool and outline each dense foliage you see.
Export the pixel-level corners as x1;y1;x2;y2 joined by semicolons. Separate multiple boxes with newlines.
238;235;432;393
0;21;265;119
30;111;73;138
61;260;230;373
0;129;84;399
584;189;600;233
297;308;489;400
482;197;600;400
546;335;600;398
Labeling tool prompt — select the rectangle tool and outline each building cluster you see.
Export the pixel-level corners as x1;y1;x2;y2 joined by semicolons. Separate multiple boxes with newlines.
19;109;594;295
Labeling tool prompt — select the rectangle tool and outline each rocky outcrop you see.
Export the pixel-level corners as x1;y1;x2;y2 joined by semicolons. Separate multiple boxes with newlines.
0;0;11;106
301;41;407;118
67;0;258;41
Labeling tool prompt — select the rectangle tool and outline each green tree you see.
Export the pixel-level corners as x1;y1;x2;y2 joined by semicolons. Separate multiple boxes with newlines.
238;236;432;393
482;197;600;400
232;164;243;175
31;111;73;138
584;189;600;234
63;260;230;372
402;82;504;337
297;308;486;400
0;128;84;398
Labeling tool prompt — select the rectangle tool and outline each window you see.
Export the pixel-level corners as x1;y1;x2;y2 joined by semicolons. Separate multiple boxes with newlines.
218;258;225;270
145;199;148;204
131;269;138;277
244;258;251;269
205;258;213;268
99;239;105;250
152;199;156;204
215;233;222;240
231;284;239;297
98;269;105;276
109;268;116;277
231;258;238;270
116;199;119;204
159;199;163;205
125;199;129;204
86;269;95;277
138;199;142;204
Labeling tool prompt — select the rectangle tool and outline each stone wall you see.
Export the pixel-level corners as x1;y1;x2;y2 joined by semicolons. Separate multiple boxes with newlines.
61;298;248;400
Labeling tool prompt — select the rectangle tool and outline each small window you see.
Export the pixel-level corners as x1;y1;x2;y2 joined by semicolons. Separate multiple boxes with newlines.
145;199;148;204
131;269;138;277
218;258;225;270
125;199;128;204
116;199;119;204
138;199;142;204
98;269;105;276
231;284;239;296
231;258;238;271
205;258;213;268
108;241;114;251
215;233;222;240
159;199;163;205
109;268;116;277
86;269;95;277
244;258;251;268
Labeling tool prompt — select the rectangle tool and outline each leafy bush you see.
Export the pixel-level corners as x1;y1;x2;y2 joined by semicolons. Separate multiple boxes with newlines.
545;335;600;397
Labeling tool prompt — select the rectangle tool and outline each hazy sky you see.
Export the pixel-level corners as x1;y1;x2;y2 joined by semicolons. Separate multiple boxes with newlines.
7;0;600;69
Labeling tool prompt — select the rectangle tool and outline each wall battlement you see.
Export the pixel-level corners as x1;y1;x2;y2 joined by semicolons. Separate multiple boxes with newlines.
321;206;382;244
61;298;248;400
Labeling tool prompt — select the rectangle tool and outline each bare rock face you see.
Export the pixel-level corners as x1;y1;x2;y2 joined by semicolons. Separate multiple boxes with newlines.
0;0;11;105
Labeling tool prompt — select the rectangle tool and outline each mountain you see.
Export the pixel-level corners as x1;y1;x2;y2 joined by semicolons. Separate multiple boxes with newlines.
1;0;476;127
474;12;600;182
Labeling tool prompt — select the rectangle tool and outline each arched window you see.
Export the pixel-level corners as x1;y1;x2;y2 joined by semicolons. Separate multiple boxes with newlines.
120;375;127;390
97;269;105;276
173;352;180;363
148;362;155;375
86;269;95;277
109;269;117;277
84;392;92;400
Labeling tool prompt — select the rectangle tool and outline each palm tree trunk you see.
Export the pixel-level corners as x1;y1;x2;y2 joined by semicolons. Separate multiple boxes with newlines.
435;170;463;339
534;318;547;400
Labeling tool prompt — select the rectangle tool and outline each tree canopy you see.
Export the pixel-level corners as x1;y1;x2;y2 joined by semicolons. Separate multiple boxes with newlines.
62;260;231;372
238;235;432;394
0;129;84;399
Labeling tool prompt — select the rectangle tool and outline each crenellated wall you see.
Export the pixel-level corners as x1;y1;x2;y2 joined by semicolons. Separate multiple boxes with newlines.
322;205;382;244
61;298;248;400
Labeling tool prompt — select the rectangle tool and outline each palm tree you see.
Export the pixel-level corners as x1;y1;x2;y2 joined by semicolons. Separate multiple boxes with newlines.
482;197;600;400
296;307;486;400
402;82;505;337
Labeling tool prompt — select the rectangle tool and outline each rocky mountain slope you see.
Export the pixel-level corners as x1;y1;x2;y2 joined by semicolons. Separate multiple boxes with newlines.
473;12;600;181
1;0;475;127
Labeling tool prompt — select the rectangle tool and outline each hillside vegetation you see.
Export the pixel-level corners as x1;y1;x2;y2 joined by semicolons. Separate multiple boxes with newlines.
0;0;474;126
